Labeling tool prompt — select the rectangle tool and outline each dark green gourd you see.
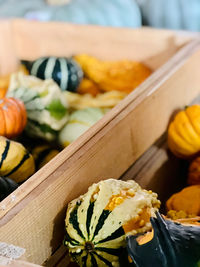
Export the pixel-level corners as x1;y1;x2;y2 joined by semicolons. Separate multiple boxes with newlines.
21;57;83;92
126;212;200;267
0;177;18;201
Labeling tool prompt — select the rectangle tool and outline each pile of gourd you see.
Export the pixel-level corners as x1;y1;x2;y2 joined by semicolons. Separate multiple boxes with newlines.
0;55;151;201
166;105;200;219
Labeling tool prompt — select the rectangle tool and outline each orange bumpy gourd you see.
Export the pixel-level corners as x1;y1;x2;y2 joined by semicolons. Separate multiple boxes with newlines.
0;97;27;138
74;54;152;93
168;105;200;158
166;185;200;216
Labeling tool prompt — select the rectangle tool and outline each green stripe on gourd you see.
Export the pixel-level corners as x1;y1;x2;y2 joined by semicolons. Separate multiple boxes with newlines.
64;179;160;267
7;72;69;141
59;107;107;147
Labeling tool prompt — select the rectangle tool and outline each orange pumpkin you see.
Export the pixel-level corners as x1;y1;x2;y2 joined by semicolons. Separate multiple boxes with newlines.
0;97;27;138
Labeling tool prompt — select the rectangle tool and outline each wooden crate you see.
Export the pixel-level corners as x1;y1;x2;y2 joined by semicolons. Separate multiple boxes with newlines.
0;19;199;266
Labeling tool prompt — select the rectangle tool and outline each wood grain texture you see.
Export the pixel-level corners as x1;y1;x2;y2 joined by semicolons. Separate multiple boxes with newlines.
0;21;199;265
0;19;191;72
0;257;41;267
0;20;19;74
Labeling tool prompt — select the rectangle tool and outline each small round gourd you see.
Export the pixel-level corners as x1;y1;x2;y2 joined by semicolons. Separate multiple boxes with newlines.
168;105;200;158
64;179;160;267
22;57;83;92
0;97;27;138
0;136;35;183
0;176;18;201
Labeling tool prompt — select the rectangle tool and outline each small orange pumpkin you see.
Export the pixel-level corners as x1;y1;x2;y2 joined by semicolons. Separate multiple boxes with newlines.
0;97;27;138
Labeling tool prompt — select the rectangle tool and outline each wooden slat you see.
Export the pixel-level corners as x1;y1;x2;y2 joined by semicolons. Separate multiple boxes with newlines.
0;36;200;265
0;257;41;267
0;20;19;74
10;19;189;70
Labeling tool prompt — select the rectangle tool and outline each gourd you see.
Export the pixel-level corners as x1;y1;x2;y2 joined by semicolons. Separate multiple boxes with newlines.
77;78;101;96
74;54;152;93
138;0;200;31
166;185;200;217
0;65;28;98
32;144;60;170
7;72;69;141
64;90;127;110
0;136;35;183
126;212;200;267
64;179;160;267
188;156;200;185
0;176;18;201
22;57;83;93
0;97;27;138
59;107;107;147
168;105;200;158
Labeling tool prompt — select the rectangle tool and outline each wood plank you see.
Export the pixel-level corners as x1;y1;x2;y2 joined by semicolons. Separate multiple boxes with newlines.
11;19;187;70
0;20;19;74
121;134;187;209
0;38;200;265
0;257;41;267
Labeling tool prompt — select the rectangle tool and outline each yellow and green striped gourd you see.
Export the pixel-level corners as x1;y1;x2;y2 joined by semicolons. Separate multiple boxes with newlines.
64;179;160;267
0;136;35;183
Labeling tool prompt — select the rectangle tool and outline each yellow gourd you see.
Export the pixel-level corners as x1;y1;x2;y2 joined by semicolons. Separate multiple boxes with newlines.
0;136;35;183
168;105;200;158
74;54;152;93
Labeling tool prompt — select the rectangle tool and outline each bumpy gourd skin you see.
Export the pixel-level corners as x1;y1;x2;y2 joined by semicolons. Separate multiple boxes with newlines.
74;54;152;94
166;185;200;217
168;105;200;158
64;179;160;267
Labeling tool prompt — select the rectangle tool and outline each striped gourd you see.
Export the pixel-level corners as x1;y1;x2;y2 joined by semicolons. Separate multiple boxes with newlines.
64;179;160;267
22;57;83;92
0;136;35;183
7;72;69;141
59;107;107;147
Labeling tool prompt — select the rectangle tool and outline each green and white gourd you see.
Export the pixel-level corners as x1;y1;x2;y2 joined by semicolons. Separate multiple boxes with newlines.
7;72;69;141
64;179;160;267
22;56;83;92
59;108;108;147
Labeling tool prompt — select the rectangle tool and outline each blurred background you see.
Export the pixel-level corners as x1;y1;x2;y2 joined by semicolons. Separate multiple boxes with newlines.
0;0;200;31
